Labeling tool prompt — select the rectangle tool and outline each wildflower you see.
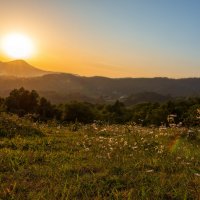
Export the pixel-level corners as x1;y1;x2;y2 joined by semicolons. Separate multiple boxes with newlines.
85;148;89;151
185;162;190;165
132;146;138;150
158;150;163;154
146;169;154;173
194;173;200;177
109;138;113;143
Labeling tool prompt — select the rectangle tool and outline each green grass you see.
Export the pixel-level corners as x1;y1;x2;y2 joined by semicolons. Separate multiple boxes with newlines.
0;113;200;199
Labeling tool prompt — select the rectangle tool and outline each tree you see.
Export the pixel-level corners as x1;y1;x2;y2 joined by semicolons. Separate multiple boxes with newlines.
37;97;61;121
5;87;39;116
106;101;130;123
0;97;6;112
183;104;200;126
63;102;95;123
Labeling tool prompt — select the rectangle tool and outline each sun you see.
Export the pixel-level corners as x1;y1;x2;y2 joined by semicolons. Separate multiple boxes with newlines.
1;33;34;59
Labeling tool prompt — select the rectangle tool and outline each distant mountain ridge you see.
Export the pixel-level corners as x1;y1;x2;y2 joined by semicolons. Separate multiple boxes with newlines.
0;60;200;104
0;60;51;77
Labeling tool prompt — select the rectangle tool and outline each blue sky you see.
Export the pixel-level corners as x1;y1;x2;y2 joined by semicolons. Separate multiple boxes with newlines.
1;0;200;77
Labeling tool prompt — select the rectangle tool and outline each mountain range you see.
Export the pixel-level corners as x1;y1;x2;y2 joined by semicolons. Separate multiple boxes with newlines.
0;60;200;104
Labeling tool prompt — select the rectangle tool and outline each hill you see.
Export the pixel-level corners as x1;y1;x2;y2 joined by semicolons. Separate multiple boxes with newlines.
123;92;172;105
0;60;200;103
0;60;51;77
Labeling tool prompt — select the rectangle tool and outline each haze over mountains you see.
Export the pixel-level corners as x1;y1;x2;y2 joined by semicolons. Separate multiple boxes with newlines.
0;60;200;104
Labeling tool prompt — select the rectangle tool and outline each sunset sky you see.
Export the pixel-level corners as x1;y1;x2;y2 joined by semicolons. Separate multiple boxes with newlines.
0;0;199;78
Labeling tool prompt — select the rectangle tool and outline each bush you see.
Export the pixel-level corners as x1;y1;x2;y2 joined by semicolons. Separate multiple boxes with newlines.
0;113;43;138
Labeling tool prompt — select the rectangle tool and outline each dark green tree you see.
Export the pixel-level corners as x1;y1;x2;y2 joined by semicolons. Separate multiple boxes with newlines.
63;102;95;123
5;87;39;116
183;104;200;126
0;97;5;112
106;100;130;123
37;97;62;121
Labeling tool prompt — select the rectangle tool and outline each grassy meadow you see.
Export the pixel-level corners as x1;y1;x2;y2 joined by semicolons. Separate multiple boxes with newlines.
0;113;200;199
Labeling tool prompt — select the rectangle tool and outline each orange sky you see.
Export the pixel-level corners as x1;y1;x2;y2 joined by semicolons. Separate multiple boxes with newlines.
0;0;199;78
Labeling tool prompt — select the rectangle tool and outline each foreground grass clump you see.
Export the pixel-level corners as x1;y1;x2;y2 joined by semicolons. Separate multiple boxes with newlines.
0;117;200;199
0;113;43;138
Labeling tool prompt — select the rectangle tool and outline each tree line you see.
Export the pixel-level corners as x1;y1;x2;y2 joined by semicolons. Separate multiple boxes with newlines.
0;87;200;126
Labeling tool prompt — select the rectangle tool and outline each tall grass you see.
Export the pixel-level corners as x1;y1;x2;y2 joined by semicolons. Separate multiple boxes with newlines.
0;114;200;199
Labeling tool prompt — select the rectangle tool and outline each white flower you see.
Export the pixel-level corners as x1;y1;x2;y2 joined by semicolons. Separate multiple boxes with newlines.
146;170;154;173
132;146;138;150
194;173;200;177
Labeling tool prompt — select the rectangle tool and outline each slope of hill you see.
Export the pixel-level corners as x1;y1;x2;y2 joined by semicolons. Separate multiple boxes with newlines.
0;60;200;103
123;92;172;105
0;74;200;104
0;60;51;77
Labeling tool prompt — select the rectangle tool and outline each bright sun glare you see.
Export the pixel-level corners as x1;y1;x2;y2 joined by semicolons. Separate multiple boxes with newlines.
2;33;34;59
